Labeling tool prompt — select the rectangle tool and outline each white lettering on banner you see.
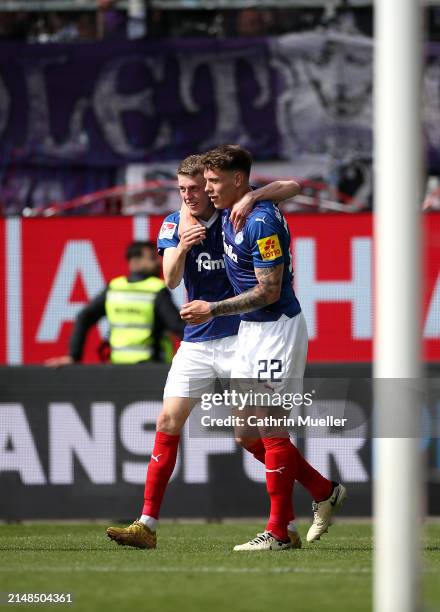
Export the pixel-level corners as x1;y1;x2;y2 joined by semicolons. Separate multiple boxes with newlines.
304;401;369;482
132;216;149;241
178;49;270;150
425;273;440;338
22;57;89;158
22;228;436;358
93;57;171;157
37;241;107;342
120;401;180;483
183;419;236;484
0;401;369;485
0;404;46;484
6;50;270;162
305;436;368;482
49;402;115;484
294;237;372;340
6;218;22;365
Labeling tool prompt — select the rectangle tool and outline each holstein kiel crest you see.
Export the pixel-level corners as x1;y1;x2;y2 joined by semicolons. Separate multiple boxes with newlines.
234;231;244;245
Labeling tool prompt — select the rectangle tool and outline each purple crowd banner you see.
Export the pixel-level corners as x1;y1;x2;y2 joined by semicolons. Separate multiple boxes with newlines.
0;37;278;167
0;29;439;201
0;30;374;166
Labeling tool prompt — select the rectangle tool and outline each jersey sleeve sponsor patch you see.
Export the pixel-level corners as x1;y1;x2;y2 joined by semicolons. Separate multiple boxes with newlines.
257;234;283;261
159;221;177;240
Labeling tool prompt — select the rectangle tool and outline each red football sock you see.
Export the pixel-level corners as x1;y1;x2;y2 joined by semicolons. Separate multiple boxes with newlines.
142;431;180;519
262;437;297;541
245;438;295;523
248;437;332;502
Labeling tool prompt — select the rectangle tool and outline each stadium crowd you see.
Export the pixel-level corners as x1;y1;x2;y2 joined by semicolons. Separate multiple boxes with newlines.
0;2;373;42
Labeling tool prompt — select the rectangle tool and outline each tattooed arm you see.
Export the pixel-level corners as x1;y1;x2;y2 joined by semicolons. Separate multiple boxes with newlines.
180;264;283;324
211;265;282;315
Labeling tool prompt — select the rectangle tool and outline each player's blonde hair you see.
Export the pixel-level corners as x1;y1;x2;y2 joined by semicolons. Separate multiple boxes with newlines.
177;155;204;177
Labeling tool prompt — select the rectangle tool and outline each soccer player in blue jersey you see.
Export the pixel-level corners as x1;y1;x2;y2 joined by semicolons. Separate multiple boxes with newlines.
181;145;347;551
107;154;301;550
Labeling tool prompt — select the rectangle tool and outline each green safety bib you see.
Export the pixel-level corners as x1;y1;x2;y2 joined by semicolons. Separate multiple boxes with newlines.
105;276;172;364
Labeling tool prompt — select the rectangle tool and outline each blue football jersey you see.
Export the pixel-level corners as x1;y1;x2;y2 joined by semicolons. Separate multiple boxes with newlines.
221;200;301;322
158;211;240;342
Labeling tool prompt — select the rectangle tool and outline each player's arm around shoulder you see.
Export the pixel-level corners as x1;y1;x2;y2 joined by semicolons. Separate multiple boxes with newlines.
230;180;300;231
162;226;206;289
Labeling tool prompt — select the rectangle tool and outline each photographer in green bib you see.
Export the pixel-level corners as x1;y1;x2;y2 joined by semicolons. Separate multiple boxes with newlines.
46;241;184;366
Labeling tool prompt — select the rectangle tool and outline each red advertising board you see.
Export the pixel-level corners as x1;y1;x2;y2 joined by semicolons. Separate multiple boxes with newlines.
21;218;135;364
1;213;439;363
424;214;440;361
0;219;5;364
289;213;373;362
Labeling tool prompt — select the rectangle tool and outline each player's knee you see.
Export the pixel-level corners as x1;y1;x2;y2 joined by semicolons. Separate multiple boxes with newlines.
157;411;182;435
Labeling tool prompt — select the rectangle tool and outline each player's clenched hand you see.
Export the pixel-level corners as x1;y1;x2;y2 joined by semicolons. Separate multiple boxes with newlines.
179;226;206;252
230;191;254;232
180;300;213;325
178;202;203;237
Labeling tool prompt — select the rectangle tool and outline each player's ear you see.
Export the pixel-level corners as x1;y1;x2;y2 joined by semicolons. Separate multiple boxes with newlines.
234;171;244;188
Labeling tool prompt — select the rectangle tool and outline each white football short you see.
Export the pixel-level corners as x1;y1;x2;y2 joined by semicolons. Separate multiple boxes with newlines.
163;335;237;398
231;311;308;395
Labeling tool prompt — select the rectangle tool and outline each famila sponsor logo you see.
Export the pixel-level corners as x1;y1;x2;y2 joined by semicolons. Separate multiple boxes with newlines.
196;252;226;271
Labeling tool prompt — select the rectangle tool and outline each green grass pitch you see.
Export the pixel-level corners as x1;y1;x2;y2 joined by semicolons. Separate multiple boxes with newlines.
0;522;439;612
